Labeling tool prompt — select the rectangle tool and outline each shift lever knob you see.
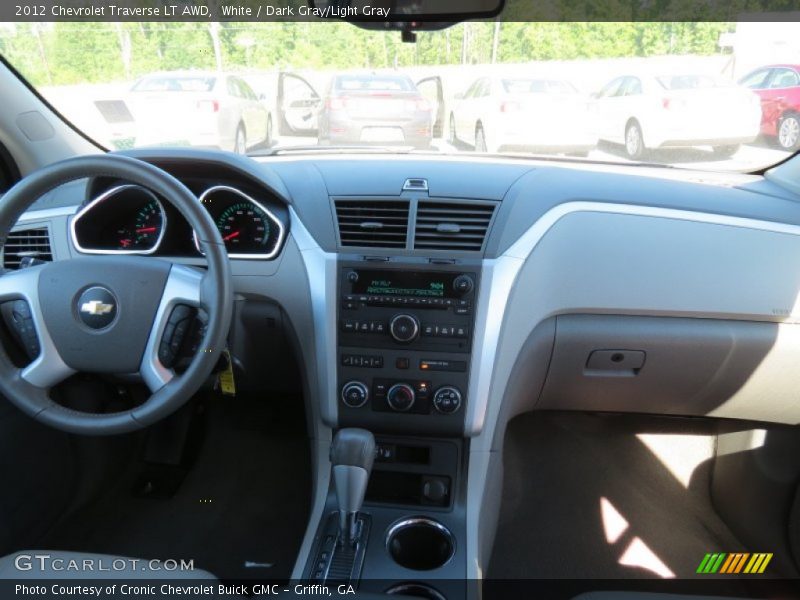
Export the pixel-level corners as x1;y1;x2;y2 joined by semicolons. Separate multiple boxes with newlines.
330;428;375;544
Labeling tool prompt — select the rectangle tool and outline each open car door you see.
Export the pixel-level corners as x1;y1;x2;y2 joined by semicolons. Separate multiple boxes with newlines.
277;72;321;137
416;76;445;138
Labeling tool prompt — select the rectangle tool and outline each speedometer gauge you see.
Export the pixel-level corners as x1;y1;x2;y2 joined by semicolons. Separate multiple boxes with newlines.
195;186;285;259
216;202;271;253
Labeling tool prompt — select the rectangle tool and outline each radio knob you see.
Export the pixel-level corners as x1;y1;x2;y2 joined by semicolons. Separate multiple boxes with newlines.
433;386;462;414
389;314;420;343
346;271;359;283
453;274;474;295
341;381;369;408
386;383;416;412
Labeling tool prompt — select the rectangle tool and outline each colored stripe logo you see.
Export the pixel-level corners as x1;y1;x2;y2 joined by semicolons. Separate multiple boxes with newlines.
697;552;772;574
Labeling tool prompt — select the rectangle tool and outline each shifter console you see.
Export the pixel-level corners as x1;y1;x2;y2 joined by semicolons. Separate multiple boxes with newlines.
337;263;477;435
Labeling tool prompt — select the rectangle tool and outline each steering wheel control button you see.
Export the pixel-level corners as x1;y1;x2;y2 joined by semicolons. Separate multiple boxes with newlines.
76;286;118;330
9;300;40;360
158;304;196;368
389;314;420;343
387;383;416;412
341;381;369;408
433;386;462;414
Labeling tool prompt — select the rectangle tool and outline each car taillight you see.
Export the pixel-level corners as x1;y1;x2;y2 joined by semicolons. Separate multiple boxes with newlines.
327;97;347;111
662;97;671;110
501;101;521;113
196;99;219;113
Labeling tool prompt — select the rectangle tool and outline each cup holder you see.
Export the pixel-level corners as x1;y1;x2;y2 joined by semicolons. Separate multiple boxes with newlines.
386;583;446;600
386;517;455;571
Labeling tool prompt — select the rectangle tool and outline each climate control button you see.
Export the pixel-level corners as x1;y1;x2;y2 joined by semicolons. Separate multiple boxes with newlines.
389;314;420;343
386;383;416;412
341;381;369;408
433;386;462;414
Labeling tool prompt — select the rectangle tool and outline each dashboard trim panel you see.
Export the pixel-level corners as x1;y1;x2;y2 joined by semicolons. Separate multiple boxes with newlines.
466;199;800;438
290;206;340;427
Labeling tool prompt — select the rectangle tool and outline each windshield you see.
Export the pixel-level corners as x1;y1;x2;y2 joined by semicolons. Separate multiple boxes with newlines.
1;21;798;170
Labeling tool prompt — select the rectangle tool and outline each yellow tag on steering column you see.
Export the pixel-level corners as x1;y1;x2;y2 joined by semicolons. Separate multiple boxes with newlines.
218;349;236;396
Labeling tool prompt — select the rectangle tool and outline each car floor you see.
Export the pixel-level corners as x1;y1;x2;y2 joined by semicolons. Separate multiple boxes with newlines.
488;412;773;586
35;394;311;581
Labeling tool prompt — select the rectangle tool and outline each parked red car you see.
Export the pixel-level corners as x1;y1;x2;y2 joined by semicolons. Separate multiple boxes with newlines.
739;64;800;151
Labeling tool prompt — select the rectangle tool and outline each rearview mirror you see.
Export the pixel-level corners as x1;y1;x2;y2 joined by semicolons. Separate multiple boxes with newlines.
308;0;504;22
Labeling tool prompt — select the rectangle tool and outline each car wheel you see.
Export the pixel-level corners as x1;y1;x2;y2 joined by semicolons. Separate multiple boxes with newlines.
778;113;800;151
448;114;457;144
234;125;247;154
624;121;645;159
712;144;740;158
475;124;487;153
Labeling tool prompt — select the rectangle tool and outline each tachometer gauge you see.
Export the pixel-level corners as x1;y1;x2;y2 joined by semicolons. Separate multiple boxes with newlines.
71;184;166;254
133;200;164;249
216;202;271;252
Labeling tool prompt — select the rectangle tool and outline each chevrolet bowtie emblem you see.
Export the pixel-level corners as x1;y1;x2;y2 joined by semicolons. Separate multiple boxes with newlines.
80;300;115;315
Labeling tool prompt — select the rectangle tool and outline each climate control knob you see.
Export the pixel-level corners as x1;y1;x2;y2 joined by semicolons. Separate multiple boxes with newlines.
389;314;420;343
341;381;369;408
386;383;416;412
433;386;462;414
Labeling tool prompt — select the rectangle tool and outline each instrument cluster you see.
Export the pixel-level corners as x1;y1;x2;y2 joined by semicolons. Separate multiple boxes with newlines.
71;182;286;259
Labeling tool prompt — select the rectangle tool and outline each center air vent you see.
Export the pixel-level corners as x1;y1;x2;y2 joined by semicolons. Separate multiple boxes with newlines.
335;199;409;248
414;201;496;252
2;227;52;269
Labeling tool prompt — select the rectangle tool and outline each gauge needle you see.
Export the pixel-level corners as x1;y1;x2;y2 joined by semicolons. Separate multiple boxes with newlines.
223;231;241;241
137;227;157;233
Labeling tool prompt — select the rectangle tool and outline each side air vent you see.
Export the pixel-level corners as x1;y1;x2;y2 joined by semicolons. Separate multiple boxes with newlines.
414;201;496;251
335;199;409;248
2;227;52;269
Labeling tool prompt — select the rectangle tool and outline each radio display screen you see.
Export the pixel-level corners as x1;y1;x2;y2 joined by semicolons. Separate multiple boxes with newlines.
352;270;457;298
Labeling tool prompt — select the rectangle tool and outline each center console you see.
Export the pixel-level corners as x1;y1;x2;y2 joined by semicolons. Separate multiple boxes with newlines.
301;260;478;596
337;261;479;436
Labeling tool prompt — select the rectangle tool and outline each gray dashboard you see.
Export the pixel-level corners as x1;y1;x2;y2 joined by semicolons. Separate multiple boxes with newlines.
10;148;800;435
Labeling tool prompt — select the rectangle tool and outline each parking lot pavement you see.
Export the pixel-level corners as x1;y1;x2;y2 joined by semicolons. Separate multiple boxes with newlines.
266;136;791;172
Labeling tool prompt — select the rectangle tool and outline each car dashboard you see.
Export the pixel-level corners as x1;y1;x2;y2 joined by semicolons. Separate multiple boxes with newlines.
7;148;800;583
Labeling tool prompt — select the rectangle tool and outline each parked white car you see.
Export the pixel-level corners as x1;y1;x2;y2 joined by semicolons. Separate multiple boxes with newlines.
448;76;598;155
593;74;762;159
127;71;270;153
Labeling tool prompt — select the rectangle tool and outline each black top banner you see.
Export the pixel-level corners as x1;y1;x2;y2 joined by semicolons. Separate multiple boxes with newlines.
2;0;800;23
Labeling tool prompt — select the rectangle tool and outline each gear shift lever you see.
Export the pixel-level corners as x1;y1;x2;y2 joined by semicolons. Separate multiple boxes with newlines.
330;428;375;545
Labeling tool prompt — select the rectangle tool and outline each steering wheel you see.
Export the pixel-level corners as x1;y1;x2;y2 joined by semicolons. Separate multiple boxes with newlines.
0;155;233;435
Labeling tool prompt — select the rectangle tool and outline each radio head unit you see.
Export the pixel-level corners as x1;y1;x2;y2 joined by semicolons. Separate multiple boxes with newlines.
337;263;478;435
